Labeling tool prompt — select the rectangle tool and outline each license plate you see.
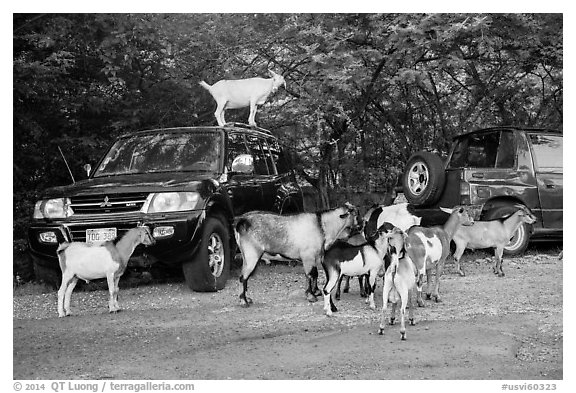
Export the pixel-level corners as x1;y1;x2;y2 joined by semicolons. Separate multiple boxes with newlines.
86;228;117;245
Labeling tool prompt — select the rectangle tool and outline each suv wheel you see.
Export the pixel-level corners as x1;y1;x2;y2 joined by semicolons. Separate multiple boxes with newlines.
483;205;532;256
402;151;446;207
182;216;230;292
32;259;60;289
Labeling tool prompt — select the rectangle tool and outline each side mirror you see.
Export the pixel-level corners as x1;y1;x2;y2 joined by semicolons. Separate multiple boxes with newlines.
231;154;254;174
83;164;92;177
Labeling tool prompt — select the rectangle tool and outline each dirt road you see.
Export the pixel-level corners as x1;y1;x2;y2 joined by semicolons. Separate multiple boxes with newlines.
13;249;563;380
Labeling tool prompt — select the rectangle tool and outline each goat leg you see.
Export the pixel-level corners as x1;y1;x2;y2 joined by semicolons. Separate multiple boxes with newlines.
238;276;253;307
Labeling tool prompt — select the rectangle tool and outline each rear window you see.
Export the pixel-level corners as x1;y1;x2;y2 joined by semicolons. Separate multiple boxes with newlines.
529;134;563;170
449;130;516;169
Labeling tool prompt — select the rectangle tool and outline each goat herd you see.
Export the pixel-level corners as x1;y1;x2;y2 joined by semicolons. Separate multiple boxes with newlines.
54;202;536;341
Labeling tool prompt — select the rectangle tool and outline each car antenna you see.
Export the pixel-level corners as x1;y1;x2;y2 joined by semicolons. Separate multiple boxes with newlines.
58;145;76;184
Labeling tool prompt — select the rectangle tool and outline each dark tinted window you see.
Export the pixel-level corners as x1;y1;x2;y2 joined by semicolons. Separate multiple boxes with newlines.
529;134;563;170
246;135;275;175
449;130;516;169
226;132;250;171
495;131;516;168
449;131;500;168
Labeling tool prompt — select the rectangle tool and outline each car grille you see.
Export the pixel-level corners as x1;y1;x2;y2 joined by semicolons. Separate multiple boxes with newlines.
70;193;149;215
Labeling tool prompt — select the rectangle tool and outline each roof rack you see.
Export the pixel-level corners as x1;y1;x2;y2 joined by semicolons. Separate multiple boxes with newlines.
223;122;273;135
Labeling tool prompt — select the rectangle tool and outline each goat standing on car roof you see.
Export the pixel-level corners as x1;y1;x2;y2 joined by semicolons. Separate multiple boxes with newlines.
199;70;286;127
233;203;361;307
451;205;537;277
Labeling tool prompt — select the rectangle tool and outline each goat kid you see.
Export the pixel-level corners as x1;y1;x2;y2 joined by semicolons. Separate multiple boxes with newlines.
379;227;417;340
405;207;474;306
57;226;155;317
234;203;361;307
337;202;421;299
452;206;537;277
199;70;286;127
322;223;395;316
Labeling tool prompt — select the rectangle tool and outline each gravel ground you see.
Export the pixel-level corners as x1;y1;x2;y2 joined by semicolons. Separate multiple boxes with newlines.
13;246;563;380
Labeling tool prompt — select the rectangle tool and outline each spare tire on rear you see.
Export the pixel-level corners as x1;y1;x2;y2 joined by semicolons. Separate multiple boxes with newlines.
402;151;446;207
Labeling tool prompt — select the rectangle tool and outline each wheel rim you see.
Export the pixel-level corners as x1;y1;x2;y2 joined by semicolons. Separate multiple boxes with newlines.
506;225;525;251
208;232;224;278
408;161;429;196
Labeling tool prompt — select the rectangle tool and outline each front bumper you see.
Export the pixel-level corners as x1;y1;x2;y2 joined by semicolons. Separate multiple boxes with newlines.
28;210;205;269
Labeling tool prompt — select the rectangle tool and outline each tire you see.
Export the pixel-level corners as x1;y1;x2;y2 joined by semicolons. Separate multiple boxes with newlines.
32;258;61;289
483;205;532;256
182;216;230;292
402;151;446;207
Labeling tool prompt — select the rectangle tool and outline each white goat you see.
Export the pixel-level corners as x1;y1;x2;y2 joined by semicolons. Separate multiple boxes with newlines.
199;70;286;127
452;206;537;277
379;227;417;340
57;226;155;317
322;222;396;316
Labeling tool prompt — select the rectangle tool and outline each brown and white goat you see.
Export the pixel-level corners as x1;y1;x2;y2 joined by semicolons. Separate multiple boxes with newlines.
199;70;286;127
234;203;361;306
57;226;155;317
336;203;422;299
322;223;396;316
452;206;537;277
379;227;417;340
405;207;474;305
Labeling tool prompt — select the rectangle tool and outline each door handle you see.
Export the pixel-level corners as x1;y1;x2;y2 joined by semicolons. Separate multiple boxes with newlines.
472;173;484;179
545;183;556;189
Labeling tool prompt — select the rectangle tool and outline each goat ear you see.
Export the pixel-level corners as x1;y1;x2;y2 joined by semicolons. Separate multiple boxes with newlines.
269;69;278;77
439;207;453;214
339;212;350;219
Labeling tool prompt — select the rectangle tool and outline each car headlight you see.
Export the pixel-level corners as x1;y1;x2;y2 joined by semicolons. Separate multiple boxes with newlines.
33;198;74;219
144;192;201;213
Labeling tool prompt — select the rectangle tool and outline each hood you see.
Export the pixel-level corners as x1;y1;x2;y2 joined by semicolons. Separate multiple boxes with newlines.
41;172;219;199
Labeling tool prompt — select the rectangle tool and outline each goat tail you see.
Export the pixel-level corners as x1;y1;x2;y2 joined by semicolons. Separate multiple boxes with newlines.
234;217;252;235
198;80;211;91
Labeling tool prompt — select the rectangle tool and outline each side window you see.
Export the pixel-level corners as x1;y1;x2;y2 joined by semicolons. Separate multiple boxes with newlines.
226;132;249;171
449;131;501;168
495;131;516;169
246;135;272;175
529;134;563;171
269;139;290;174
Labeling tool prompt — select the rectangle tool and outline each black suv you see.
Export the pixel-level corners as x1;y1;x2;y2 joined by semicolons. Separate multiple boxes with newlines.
401;126;562;255
28;123;304;291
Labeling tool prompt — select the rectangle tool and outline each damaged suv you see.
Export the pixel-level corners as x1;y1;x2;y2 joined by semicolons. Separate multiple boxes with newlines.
402;126;562;255
28;123;304;291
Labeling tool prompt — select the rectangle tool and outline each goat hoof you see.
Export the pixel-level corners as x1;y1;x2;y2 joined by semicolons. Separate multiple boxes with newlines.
426;293;432;300
498;272;505;277
378;328;384;335
343;288;349;294
401;332;406;341
330;305;338;313
360;292;367;298
58;313;66;318
409;318;415;326
434;296;442;303
389;317;395;325
312;289;322;297
458;270;466;277
417;299;426;308
306;293;318;303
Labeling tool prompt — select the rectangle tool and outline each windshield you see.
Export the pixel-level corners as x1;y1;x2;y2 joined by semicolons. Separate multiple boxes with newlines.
93;130;223;177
